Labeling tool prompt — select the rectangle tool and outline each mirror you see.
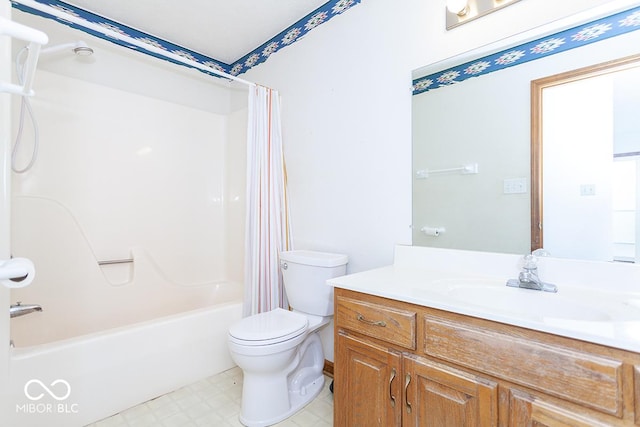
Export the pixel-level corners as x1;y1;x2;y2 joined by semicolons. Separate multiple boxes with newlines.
531;54;640;262
412;4;640;260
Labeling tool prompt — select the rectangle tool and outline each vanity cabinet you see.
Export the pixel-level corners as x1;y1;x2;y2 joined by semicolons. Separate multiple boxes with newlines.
334;288;640;426
335;332;402;426
335;290;498;426
402;355;498;426
335;330;498;426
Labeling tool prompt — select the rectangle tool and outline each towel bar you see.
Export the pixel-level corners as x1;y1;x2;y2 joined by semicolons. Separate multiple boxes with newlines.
97;258;133;266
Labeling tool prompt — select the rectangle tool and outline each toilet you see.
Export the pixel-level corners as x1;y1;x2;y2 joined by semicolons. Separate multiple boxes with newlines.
227;250;348;426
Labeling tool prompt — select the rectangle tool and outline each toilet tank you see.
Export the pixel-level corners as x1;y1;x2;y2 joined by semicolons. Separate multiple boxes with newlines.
280;250;348;316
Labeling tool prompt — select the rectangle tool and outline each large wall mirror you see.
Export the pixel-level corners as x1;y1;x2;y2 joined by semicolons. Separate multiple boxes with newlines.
412;4;640;261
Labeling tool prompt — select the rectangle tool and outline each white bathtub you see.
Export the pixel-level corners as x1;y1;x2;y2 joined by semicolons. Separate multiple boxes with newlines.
6;292;242;427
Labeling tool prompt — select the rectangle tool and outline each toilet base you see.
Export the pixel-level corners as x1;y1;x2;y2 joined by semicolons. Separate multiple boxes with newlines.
236;332;326;427
239;374;324;427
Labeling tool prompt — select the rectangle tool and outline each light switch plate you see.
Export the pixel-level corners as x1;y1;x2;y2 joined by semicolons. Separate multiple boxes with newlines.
580;184;596;196
503;178;527;194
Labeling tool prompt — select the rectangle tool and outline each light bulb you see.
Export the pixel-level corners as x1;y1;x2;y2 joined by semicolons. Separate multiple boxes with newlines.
446;0;469;16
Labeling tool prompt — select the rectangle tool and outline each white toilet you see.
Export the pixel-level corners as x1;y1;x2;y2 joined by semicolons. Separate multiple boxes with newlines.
227;250;348;427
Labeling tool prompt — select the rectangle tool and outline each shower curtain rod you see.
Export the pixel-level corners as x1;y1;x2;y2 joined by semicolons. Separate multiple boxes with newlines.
13;0;257;88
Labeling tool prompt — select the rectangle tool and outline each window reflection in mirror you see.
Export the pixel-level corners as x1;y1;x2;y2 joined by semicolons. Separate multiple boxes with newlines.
531;55;640;263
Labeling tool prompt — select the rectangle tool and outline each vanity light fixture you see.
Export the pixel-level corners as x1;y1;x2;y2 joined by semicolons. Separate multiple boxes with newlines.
446;0;522;30
446;0;469;16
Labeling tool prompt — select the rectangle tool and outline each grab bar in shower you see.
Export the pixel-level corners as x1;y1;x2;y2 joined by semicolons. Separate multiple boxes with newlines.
97;258;133;266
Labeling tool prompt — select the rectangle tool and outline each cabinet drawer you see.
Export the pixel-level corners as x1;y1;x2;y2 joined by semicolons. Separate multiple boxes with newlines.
509;388;612;427
336;296;416;349
423;315;624;417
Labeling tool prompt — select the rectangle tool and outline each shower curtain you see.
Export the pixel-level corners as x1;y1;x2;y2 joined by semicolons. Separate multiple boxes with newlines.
243;85;292;316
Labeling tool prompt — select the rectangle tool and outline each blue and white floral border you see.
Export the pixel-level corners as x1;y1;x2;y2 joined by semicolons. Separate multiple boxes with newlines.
11;0;361;80
413;5;640;95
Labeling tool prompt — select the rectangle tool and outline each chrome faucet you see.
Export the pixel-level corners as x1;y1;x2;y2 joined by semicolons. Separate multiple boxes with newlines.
506;254;558;293
10;302;43;318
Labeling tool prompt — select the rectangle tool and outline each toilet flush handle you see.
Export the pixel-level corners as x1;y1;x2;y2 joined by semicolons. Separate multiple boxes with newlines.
281;262;288;270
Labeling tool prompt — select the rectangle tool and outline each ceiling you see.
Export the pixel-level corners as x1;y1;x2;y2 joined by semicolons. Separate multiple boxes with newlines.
63;0;330;64
12;0;362;76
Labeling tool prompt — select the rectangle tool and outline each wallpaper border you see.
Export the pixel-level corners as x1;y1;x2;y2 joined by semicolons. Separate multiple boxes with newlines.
11;0;362;80
412;5;640;95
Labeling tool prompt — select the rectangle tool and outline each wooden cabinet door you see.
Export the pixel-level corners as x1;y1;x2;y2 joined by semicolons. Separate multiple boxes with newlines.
403;355;498;427
334;331;402;427
509;388;612;427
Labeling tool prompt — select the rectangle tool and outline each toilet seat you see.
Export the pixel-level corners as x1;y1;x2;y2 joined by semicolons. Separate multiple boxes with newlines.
228;308;308;346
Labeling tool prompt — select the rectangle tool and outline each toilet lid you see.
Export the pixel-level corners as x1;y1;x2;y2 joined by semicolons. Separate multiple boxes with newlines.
229;308;308;345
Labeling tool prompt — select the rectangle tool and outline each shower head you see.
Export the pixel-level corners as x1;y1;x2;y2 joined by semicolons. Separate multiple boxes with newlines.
40;40;94;57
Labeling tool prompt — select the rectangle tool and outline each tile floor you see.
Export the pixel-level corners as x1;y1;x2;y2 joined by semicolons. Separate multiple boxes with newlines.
87;368;333;427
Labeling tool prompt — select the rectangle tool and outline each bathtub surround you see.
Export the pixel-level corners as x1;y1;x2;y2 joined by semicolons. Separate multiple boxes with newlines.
244;86;292;316
5;12;249;425
10;68;245;345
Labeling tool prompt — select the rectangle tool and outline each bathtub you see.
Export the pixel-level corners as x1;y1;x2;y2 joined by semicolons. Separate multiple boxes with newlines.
6;287;242;427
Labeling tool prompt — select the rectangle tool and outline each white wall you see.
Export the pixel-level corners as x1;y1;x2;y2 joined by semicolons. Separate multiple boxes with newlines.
241;0;624;275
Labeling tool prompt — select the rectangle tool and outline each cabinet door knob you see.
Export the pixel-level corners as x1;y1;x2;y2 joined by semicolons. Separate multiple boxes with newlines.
389;368;397;408
405;373;412;414
356;313;387;327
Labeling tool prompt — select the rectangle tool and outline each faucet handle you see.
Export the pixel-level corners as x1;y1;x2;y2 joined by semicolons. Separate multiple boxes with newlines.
532;248;551;257
522;254;538;271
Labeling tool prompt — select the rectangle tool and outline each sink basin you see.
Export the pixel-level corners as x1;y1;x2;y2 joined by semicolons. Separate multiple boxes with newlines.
429;280;611;322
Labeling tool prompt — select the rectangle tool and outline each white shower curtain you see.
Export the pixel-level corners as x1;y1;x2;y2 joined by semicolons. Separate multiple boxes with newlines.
243;85;292;316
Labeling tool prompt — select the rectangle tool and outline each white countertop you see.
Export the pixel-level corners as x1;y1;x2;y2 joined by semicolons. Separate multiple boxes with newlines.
329;263;640;353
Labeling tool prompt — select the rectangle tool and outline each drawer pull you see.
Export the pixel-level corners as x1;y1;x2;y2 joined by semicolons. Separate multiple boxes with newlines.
356;313;387;327
389;368;396;407
405;373;412;413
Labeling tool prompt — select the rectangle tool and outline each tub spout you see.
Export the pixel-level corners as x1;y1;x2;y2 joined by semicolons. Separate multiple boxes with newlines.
10;301;42;318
